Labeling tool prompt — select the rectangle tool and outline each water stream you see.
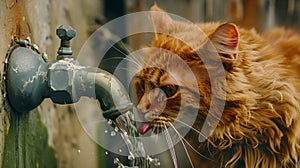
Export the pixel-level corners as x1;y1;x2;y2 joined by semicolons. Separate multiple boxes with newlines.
112;110;160;168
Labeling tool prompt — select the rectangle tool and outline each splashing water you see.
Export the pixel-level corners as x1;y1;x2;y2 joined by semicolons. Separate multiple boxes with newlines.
112;110;160;168
114;158;138;168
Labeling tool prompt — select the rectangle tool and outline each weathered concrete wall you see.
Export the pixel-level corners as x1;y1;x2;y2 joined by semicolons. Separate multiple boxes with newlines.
0;0;104;167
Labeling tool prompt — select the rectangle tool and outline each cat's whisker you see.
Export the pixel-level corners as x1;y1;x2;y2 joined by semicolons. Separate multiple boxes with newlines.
129;56;155;72
168;122;195;168
105;39;149;69
101;56;135;64
108;45;129;59
115;41;134;54
121;56;143;69
168;116;217;147
101;56;143;70
128;54;145;67
151;125;157;136
163;123;178;168
136;55;152;69
159;125;163;134
168;117;206;138
168;121;214;162
106;38;130;56
126;55;145;69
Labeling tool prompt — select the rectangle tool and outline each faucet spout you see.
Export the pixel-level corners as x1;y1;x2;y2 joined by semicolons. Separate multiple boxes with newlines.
82;68;133;120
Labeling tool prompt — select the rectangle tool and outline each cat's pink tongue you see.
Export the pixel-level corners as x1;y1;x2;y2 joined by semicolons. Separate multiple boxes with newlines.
138;123;152;135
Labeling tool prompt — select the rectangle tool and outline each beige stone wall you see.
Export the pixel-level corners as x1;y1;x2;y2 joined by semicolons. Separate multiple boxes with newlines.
0;0;103;167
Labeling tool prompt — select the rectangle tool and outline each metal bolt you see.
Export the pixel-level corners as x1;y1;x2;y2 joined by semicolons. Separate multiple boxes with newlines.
56;24;76;58
56;24;76;41
48;65;73;104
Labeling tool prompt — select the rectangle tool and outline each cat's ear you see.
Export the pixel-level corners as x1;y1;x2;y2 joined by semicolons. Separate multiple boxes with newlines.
150;4;173;39
210;23;239;60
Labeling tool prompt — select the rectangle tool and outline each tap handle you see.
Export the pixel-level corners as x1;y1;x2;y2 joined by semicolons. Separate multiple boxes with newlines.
56;24;76;58
56;24;76;42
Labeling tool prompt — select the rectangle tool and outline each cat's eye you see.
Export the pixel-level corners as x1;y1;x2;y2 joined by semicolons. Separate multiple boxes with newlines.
138;79;145;91
161;85;179;97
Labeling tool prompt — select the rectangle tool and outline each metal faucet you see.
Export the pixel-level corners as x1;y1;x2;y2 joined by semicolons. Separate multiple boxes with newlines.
4;24;132;120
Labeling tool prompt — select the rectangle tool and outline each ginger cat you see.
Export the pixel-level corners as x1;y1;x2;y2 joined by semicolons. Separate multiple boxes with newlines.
131;5;300;167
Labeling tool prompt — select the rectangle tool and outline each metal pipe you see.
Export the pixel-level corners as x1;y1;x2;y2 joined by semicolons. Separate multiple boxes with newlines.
4;24;132;120
75;67;133;119
5;46;132;120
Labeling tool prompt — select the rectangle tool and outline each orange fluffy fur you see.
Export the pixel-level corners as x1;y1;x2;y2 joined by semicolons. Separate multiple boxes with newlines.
133;5;300;167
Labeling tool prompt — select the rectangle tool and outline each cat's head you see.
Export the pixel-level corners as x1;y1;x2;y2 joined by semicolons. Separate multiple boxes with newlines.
131;5;240;136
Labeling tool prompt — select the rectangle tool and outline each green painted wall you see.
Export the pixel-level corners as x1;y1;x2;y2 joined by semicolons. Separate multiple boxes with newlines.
2;109;57;168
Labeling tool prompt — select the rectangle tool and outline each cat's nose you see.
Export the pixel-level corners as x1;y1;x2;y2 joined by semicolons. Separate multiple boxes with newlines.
136;94;151;113
137;103;150;113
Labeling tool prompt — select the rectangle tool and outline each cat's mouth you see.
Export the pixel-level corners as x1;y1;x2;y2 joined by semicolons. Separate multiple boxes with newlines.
137;118;170;135
138;122;152;135
137;112;156;135
138;120;170;135
137;111;170;135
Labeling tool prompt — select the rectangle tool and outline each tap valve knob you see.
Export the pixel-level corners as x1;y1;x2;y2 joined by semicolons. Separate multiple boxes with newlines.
56;24;76;59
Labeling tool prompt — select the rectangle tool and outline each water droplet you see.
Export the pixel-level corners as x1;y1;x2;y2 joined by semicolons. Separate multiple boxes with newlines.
113;158;120;164
153;159;161;166
104;130;108;134
110;131;116;137
128;155;135;160
107;119;113;125
147;156;160;166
